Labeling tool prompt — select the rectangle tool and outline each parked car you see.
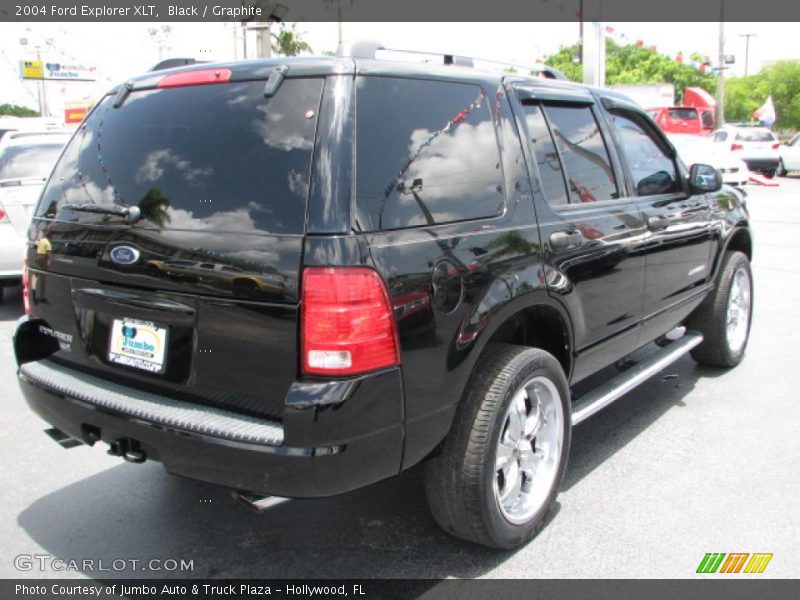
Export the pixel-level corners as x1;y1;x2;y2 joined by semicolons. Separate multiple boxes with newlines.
0;133;70;299
668;133;749;187
647;106;705;135
710;125;780;176
777;132;800;176
0;128;72;151
14;45;753;549
0;116;63;144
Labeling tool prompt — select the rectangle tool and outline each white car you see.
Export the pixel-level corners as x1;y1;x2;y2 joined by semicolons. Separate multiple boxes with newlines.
777;132;800;176
668;133;750;187
0;116;63;144
0;133;70;296
710;125;780;177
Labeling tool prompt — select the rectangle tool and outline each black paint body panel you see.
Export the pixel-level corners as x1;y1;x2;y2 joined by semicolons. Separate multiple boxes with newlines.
15;56;751;497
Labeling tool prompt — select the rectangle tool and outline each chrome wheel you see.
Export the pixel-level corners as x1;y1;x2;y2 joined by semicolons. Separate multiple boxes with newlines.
494;376;564;525
726;266;751;354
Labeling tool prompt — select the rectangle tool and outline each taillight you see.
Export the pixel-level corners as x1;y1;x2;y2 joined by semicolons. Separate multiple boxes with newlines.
772;143;780;150
22;257;31;316
157;68;232;89
301;267;400;376
0;201;7;222
731;143;744;151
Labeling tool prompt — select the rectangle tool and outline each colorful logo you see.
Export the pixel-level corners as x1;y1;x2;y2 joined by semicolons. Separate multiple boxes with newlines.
697;553;773;574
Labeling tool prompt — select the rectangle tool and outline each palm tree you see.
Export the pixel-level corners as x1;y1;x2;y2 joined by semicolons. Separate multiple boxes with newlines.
137;187;171;227
271;23;313;56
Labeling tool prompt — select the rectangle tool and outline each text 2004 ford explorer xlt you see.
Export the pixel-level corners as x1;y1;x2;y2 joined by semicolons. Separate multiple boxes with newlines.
14;45;752;549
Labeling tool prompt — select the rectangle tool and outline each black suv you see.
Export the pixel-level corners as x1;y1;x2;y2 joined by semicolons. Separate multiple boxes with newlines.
14;43;753;549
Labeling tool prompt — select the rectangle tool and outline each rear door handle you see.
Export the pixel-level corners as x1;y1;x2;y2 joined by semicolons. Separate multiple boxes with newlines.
647;216;669;231
549;230;585;250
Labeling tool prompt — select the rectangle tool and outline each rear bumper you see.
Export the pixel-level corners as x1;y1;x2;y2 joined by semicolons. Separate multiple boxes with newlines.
743;158;779;173
16;320;405;498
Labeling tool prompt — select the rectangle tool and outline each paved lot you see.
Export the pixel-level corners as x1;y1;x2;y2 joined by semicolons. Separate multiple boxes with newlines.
1;179;799;579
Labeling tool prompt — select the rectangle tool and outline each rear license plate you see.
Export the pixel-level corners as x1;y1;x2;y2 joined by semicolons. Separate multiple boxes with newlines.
108;318;168;373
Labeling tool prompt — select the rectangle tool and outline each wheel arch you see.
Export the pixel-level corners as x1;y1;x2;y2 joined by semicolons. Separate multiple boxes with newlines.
452;290;575;390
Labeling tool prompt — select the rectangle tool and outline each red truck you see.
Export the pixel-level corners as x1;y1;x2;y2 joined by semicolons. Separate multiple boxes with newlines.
647;88;716;135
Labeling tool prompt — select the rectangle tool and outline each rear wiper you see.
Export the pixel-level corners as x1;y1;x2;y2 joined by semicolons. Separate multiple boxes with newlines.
63;203;141;223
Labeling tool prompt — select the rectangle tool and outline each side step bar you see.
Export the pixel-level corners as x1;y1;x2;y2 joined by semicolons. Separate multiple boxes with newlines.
571;331;703;426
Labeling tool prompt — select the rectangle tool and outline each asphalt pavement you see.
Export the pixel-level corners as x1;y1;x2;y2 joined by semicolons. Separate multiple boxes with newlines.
1;178;798;579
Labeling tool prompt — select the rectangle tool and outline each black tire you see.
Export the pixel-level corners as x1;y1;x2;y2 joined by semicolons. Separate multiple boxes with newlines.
424;344;571;549
688;251;753;367
776;159;787;177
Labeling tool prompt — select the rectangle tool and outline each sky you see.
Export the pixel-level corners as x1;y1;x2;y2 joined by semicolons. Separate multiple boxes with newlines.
1;21;798;118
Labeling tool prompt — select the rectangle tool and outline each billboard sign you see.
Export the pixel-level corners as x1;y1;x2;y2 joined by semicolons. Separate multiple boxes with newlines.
20;60;97;81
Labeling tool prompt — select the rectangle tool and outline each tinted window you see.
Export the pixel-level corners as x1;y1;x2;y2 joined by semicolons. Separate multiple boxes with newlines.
713;131;728;142
355;77;504;231
0;144;64;180
611;113;679;196
523;104;568;207
701;111;715;128
543;105;618;203
38;79;323;234
789;133;800;147
668;108;698;120
735;130;776;142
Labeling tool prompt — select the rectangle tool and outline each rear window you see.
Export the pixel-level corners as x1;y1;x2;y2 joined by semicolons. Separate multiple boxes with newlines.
355;77;504;231
735;130;776;142
667;108;698;120
37;78;324;235
0;144;64;180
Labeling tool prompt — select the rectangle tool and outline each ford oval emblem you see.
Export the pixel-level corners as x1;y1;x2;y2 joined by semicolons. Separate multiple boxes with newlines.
110;245;140;266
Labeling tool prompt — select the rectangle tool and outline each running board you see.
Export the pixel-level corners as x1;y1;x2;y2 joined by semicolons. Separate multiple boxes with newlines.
571;331;703;426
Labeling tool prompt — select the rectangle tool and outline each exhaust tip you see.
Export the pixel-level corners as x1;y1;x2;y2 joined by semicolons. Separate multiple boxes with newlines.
231;490;290;514
44;428;83;449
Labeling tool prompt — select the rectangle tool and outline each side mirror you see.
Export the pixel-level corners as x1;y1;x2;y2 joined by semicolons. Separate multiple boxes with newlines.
689;163;722;194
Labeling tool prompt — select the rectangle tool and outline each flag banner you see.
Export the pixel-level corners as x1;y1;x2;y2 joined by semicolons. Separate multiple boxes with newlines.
754;96;776;127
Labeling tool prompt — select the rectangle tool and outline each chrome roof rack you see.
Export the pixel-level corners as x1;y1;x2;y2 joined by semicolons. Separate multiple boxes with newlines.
335;40;569;79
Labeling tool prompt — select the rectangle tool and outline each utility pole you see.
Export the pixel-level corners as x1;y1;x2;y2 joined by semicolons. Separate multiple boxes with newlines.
35;46;47;117
324;0;349;49
740;33;756;76
715;3;725;129
581;0;604;87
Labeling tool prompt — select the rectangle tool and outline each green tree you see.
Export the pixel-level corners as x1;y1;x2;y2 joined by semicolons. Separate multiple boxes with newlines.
271;23;312;56
0;103;38;117
544;39;715;99
724;61;800;130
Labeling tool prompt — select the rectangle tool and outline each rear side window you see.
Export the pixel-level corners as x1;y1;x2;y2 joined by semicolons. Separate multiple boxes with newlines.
735;130;776;142
610;113;679;196
667;108;698;120
0;144;64;180
543;105;618;203
355;77;504;231
37;78;324;235
522;104;568;207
